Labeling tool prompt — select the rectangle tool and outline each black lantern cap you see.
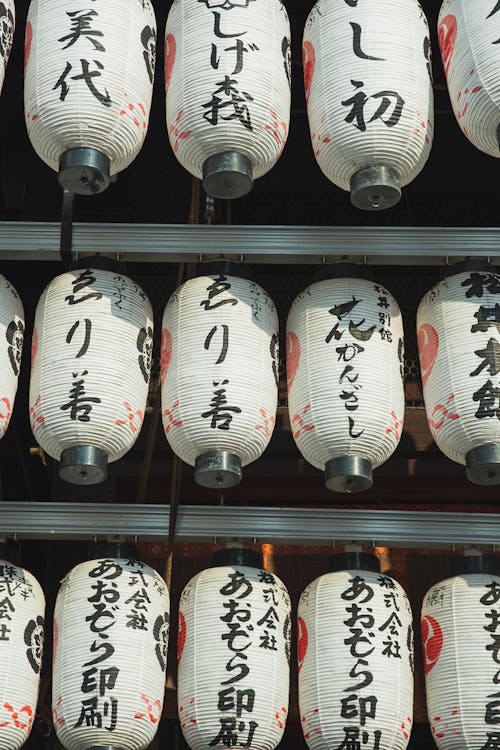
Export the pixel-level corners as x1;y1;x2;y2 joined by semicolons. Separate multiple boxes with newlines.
350;165;401;211
0;539;20;565
203;151;253;199
466;444;500;486
314;262;371;282
194;450;242;489
195;260;251;280
88;541;141;562
59;445;108;486
325;456;373;494
212;547;263;569
329;551;380;573
70;255;125;273
451;553;500;576
58;147;110;195
442;259;496;279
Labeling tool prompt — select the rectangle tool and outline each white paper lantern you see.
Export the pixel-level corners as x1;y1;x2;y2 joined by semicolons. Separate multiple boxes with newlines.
52;555;169;750
165;0;291;198
29;265;153;484
438;0;500;157
417;264;500;484
161;266;279;487
298;553;414;750
303;0;434;210
421;559;500;750
24;0;157;194
0;554;45;750
287;271;405;492
178;549;291;750
0;1;14;95
0;274;24;441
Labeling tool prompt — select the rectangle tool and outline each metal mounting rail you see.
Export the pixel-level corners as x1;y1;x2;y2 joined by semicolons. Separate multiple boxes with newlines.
0;502;498;548
0;222;499;265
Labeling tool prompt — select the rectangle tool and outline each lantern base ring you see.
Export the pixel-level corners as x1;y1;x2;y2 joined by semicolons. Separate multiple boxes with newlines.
202;151;253;199
194;450;242;488
88;746;123;750
350;165;401;211
466;443;500;485
325;455;373;493
58;148;111;195
59;445;108;485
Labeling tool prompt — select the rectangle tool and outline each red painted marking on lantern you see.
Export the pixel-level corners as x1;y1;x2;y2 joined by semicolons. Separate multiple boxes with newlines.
139;102;146;116
414;112;433;145
52;696;65;727
178;610;186;664
421;615;443;674
0;703;33;731
438;14;457;78
291;404;315;440
115;402;144;433
163;400;183;434
24;22;33;71
286;331;300;391
385;409;403;442
161;328;173;386
297;616;308;672
431;710;462;739
417;323;438;387
29;394;44;430
255;407;275;438
302;40;315;105
134;694;162;724
119;92;147;140
0;397;12;435
169;110;192;153
428;393;460;432
264;108;288;155
165;33;176;95
400;715;412;740
311;129;331;158
455;69;483;125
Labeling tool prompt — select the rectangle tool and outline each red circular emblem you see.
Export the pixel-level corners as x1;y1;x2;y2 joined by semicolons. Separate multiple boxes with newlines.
177;610;186;664
417;323;439;388
24;22;33;71
160;329;172;386
297;616;308;673
421;614;443;674
286;332;300;391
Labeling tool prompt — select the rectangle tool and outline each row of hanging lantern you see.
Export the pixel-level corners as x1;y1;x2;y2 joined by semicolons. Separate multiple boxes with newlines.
1;259;500;489
4;538;500;750
0;0;494;207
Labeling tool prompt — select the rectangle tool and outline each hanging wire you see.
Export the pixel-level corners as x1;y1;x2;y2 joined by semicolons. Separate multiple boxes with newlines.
59;190;74;270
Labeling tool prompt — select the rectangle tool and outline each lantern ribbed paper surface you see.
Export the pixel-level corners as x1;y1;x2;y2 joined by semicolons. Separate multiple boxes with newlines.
24;0;156;183
438;0;500;157
52;557;170;750
29;268;153;477
0;559;45;750
286;276;405;492
303;0;434;210
0;274;24;441
298;567;414;750
421;571;500;750
165;0;291;198
0;1;14;95
417;268;500;483
161;272;279;487
178;564;291;750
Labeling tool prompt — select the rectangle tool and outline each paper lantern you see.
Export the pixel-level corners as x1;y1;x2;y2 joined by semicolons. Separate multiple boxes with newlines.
421;553;500;750
0;274;24;441
24;0;157;194
0;543;45;750
298;551;414;750
287;267;405;492
178;548;291;750
29;263;153;484
52;549;170;750
165;0;291;198
438;0;500;157
303;0;434;210
0;1;14;95
161;262;279;487
417;262;500;485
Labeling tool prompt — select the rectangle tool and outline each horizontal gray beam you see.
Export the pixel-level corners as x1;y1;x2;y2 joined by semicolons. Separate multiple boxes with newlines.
0;502;498;549
0;222;499;265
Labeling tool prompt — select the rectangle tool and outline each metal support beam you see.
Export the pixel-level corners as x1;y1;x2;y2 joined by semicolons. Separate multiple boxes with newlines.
0;502;499;548
0;222;499;265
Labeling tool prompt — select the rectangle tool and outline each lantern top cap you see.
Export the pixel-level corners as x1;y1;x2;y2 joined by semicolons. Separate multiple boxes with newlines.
0;539;20;566
451;553;500;576
329;551;380;573
441;259;497;279
195;260;252;280
71;255;125;274
88;540;141;562
315;262;371;282
212;547;263;569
